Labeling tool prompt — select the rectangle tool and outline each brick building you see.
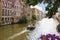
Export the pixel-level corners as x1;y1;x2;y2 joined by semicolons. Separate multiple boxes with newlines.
0;0;33;25
0;0;24;25
31;8;45;20
1;0;14;25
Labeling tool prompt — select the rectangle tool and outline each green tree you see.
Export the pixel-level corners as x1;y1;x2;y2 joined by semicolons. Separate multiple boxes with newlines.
23;0;60;18
32;14;36;20
19;16;28;24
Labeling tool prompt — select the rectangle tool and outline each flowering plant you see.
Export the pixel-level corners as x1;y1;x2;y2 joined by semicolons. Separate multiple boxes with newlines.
39;34;60;40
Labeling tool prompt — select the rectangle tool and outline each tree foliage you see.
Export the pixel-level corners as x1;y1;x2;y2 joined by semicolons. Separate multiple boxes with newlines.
18;16;28;24
32;14;36;20
23;0;60;18
57;24;60;33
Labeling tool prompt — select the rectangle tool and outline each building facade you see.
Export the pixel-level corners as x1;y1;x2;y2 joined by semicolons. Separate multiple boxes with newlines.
31;8;45;20
1;0;14;25
0;0;24;25
13;0;22;23
26;5;32;21
0;0;33;25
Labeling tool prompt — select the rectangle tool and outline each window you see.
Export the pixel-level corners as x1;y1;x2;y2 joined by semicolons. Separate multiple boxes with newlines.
7;3;9;7
27;14;30;16
5;10;7;16
4;2;6;7
10;10;12;16
5;18;7;22
15;6;16;8
6;3;7;7
8;18;9;21
10;4;12;8
12;5;14;8
2;9;4;16
2;18;4;24
8;10;9;16
7;3;12;8
9;3;10;8
14;12;16;15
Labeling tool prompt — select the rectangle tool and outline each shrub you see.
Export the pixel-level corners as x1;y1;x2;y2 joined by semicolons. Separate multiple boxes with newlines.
57;24;60;33
56;17;60;33
32;14;36;20
18;16;28;24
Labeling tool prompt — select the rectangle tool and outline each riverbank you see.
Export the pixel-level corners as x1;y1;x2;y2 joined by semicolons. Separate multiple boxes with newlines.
0;20;37;27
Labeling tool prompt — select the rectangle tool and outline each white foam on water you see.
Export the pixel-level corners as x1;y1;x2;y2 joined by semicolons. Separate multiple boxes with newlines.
8;30;29;40
29;18;59;40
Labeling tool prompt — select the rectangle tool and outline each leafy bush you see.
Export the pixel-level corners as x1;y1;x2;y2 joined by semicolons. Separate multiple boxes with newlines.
57;24;60;33
32;14;36;20
56;17;60;33
18;16;28;24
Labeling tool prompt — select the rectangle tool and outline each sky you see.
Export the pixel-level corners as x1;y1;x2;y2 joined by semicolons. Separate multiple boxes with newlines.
36;3;47;13
30;2;60;13
30;2;47;13
58;8;60;11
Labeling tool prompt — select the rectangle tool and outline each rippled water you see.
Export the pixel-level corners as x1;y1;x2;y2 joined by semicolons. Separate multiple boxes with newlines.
0;24;28;40
8;30;29;40
0;20;37;40
29;18;59;40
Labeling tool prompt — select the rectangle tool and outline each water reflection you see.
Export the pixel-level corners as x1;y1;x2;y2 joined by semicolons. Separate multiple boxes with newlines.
0;20;37;40
0;24;28;40
8;30;29;40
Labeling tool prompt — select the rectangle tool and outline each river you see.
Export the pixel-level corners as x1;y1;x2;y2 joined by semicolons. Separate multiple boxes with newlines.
0;20;36;40
0;18;59;40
